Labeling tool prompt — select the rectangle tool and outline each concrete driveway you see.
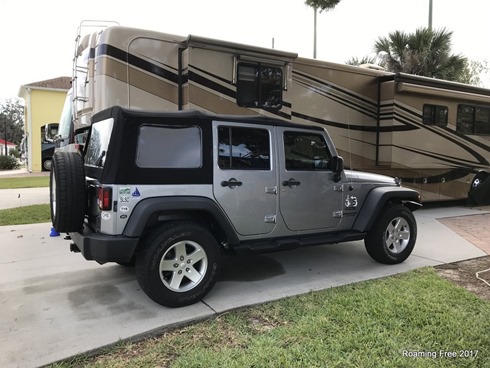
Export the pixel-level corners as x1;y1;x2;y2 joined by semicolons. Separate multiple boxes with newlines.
0;206;488;368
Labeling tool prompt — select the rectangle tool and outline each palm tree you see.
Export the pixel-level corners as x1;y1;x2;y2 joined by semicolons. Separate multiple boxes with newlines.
373;27;467;82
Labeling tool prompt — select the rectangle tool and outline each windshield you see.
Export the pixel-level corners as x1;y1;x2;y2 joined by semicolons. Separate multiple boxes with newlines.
84;118;114;167
57;91;73;140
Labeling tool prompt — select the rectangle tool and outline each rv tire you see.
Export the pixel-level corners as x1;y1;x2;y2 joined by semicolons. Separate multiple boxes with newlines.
470;172;489;191
50;151;87;233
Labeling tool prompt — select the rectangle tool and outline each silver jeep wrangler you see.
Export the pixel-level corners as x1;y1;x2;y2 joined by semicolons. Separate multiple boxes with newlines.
50;106;421;307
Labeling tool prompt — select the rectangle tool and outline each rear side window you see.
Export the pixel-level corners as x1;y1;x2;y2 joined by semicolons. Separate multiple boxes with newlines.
85;118;114;167
136;125;202;168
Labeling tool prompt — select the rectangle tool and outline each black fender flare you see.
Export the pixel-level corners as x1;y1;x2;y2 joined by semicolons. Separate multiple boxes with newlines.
122;196;239;244
353;187;421;233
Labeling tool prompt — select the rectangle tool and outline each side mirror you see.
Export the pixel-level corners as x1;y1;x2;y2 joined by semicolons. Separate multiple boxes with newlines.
331;156;344;182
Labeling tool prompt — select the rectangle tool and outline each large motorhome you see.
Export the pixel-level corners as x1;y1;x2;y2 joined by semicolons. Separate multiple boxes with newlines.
56;22;490;204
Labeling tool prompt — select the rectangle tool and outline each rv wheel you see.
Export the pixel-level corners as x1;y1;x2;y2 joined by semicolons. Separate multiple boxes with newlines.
50;151;87;232
470;172;489;191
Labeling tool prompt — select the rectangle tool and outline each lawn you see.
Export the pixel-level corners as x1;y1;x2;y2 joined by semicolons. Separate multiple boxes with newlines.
0;176;49;189
0;204;51;225
49;268;489;368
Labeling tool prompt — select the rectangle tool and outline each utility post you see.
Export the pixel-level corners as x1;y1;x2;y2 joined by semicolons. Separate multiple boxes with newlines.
313;6;318;59
428;0;433;31
2;113;7;156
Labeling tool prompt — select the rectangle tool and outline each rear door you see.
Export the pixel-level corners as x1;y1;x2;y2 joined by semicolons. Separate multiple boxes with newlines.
213;121;277;236
277;127;343;231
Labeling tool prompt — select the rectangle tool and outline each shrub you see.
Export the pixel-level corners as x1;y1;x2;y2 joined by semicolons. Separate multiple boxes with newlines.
9;148;20;158
0;155;20;170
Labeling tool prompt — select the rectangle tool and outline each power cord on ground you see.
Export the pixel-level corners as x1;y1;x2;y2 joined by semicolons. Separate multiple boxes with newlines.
476;268;490;287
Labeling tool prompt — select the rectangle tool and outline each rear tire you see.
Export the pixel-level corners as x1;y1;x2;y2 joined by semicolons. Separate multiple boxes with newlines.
364;204;416;264
136;222;220;308
50;151;87;232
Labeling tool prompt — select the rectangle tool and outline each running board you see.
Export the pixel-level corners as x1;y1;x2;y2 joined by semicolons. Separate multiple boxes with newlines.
231;231;366;254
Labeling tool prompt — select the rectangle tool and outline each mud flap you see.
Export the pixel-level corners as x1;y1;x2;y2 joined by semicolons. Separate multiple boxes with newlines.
468;175;490;206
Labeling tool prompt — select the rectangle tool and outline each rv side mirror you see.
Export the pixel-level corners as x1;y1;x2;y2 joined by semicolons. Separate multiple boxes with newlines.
43;123;59;142
332;156;344;182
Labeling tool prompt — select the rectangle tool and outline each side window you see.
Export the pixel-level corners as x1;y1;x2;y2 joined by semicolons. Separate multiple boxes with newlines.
236;63;283;110
475;106;490;135
218;126;270;170
85;118;114;167
284;131;331;171
457;104;490;135
136;125;202;168
422;104;448;126
456;105;475;133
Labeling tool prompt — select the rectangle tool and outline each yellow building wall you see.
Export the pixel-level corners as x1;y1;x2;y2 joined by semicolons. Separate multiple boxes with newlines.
28;89;67;172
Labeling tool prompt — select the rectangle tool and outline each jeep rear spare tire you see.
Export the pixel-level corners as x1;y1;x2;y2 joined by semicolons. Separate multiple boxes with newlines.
50;151;87;232
364;204;416;264
136;222;220;308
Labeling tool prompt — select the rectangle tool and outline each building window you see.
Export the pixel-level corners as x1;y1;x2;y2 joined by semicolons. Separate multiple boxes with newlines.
422;104;448;126
218;126;270;170
457;104;490;135
236;63;283;110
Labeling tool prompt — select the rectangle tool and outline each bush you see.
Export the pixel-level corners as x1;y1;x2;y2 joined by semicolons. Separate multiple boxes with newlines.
9;148;20;158
0;155;20;170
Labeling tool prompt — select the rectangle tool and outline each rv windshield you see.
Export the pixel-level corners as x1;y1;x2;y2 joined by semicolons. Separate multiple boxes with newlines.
58;91;73;140
85;118;114;167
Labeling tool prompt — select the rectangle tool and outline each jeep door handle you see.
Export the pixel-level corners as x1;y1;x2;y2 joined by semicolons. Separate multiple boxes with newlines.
221;178;243;188
282;178;301;188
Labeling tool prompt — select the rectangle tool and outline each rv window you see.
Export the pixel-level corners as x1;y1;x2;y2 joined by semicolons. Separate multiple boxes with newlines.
457;104;490;135
236;63;283;110
218;126;270;170
422;104;448;127
136;125;202;168
283;131;331;171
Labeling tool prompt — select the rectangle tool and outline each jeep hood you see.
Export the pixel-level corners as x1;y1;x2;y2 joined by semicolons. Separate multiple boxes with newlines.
344;170;399;185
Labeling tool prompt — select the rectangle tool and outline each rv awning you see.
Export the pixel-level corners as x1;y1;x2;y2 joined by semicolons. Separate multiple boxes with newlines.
184;35;297;63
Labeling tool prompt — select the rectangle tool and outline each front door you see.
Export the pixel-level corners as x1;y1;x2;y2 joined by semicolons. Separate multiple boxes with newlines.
277;128;343;231
213;122;277;236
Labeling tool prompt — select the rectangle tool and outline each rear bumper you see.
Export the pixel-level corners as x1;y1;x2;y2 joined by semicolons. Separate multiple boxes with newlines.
69;225;139;264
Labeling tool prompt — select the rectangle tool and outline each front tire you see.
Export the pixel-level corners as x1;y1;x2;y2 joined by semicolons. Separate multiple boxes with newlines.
364;204;416;264
470;172;489;191
136;222;220;308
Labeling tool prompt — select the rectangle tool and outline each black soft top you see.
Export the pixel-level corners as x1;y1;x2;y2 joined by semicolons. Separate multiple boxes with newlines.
91;105;325;131
87;106;324;185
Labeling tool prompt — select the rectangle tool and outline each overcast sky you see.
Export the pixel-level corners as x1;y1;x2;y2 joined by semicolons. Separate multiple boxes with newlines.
1;0;489;100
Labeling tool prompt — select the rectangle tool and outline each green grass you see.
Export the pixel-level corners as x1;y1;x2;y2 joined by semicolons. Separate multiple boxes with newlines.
0;176;49;189
0;204;51;225
49;268;490;368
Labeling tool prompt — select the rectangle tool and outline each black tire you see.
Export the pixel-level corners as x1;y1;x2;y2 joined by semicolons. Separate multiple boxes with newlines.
364;204;417;264
136;222;220;308
50;151;87;232
42;157;52;171
470;172;489;191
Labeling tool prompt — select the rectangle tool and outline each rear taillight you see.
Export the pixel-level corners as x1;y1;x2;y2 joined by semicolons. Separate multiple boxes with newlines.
97;186;112;210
